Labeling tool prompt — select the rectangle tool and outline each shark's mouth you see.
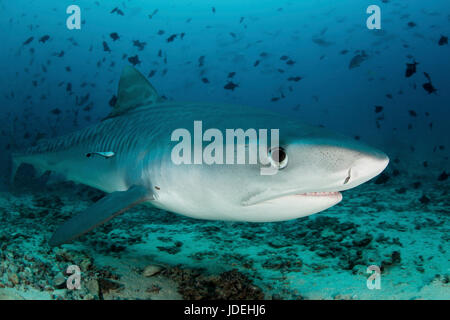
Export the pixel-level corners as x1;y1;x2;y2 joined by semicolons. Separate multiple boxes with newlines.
242;190;342;206
296;191;342;197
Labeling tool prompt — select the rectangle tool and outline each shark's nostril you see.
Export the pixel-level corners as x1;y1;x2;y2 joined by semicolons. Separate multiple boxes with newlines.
343;168;351;184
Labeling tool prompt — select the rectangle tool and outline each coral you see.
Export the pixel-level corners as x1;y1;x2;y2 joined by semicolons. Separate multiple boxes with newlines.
163;267;264;300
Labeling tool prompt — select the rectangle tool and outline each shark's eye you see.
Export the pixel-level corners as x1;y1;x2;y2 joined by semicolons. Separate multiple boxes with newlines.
268;147;288;169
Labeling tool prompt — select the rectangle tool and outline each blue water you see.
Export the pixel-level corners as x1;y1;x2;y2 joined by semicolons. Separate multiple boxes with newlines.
0;0;448;300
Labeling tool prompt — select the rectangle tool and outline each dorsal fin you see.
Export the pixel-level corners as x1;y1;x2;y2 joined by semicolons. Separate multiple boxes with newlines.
107;66;159;119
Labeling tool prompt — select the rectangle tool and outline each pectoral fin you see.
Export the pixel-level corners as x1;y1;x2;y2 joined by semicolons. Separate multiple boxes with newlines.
49;185;152;247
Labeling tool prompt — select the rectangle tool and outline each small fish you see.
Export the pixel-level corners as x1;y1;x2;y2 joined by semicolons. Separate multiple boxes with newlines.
408;110;417;117
374;106;384;113
110;32;120;41
111;7;124;16
201;77;209;84
133;40;146;51
198;55;205;67
438;35;448;46
85;151;115;159
405;61;418;77
157;30;165;35
23;37;34;45
288;76;302;82
349;51;368;69
312;38;333;47
227;72;235;78
148;70;156;78
39;35;50;43
286;59;295;65
128;55;141;66
102;41;111;52
167;34;177;42
422;82;437;94
50;108;62;115
422;72;437;94
253;60;260;67
224;81;238;91
148;9;158;19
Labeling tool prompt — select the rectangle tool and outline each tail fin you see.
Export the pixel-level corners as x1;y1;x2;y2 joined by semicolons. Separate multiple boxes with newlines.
10;152;50;186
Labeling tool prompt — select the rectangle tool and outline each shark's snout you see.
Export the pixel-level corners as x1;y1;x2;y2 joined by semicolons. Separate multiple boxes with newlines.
348;149;389;187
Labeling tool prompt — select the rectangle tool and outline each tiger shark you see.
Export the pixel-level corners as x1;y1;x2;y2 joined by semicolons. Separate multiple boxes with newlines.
12;66;389;246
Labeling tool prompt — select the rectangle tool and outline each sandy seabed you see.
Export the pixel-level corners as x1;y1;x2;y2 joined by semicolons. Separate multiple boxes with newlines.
0;168;449;300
